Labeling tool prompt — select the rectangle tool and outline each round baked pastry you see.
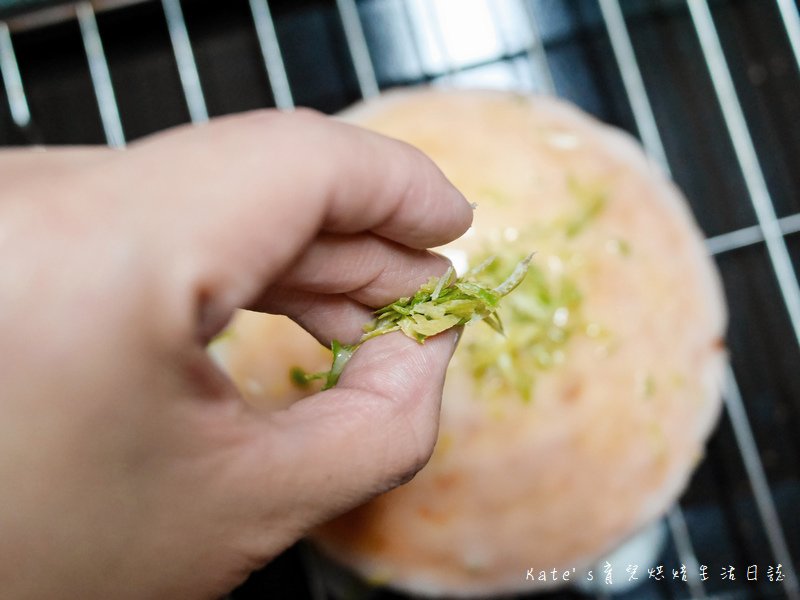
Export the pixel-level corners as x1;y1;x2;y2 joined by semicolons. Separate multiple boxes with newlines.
213;89;727;597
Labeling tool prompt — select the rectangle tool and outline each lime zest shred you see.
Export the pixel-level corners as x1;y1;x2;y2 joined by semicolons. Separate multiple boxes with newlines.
459;244;586;403
293;176;609;400
290;254;533;390
564;175;607;238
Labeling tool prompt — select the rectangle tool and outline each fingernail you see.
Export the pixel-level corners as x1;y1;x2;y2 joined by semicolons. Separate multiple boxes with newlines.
452;326;464;350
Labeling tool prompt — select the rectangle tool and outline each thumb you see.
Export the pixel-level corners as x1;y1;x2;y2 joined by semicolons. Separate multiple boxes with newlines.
243;328;460;539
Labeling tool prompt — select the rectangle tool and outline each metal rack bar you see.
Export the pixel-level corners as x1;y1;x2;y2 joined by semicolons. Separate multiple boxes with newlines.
417;0;456;83
722;366;800;598
0;20;30;128
598;0;667;167
521;0;556;94
596;4;705;596
398;0;429;82
0;21;30;129
665;507;707;599
76;1;125;147
335;0;379;99
686;1;800;596
777;0;800;70
485;0;527;89
248;0;293;110
483;0;543;93
600;0;800;259
598;0;800;261
706;213;800;256
161;0;208;123
689;0;800;348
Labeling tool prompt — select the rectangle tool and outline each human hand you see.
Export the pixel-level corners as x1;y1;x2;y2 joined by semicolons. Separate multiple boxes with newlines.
0;110;472;599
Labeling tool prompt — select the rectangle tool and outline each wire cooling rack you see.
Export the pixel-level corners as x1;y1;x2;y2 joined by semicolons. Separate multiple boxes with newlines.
1;1;798;598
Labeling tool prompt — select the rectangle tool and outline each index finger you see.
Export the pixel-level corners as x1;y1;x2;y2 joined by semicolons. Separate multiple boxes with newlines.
99;109;473;340
130;108;472;245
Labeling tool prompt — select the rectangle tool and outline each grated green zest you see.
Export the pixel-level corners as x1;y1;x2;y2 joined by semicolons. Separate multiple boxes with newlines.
291;254;533;390
456;177;610;402
459;251;584;402
292;176;609;400
564;175;607;238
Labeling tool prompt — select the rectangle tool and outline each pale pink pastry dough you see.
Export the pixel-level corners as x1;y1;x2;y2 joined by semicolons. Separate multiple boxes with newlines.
214;89;727;597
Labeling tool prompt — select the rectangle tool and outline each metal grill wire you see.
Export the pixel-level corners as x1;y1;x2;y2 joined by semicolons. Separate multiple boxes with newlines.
1;0;800;598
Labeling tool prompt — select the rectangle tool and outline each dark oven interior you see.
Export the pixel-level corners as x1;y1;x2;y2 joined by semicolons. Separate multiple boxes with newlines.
1;1;799;598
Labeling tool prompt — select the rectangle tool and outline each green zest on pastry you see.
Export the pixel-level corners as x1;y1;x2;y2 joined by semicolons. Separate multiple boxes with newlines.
290;254;534;390
290;178;608;399
460;249;585;402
